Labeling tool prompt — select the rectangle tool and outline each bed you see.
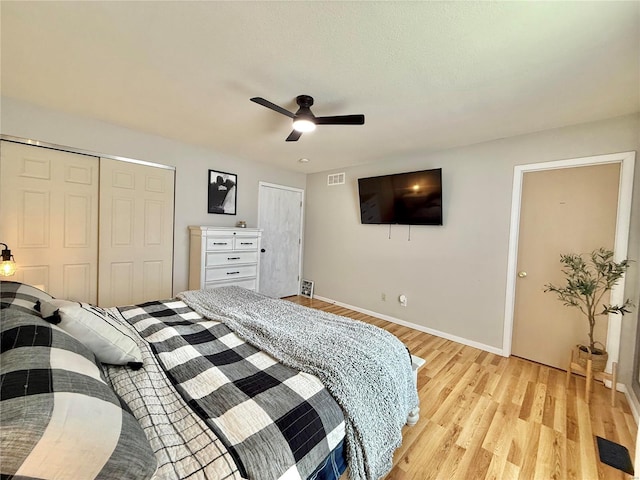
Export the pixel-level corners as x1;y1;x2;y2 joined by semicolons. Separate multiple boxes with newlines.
0;281;420;480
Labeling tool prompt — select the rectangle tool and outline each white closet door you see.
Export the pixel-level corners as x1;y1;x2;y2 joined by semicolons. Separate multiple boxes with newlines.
0;141;99;302
98;158;174;307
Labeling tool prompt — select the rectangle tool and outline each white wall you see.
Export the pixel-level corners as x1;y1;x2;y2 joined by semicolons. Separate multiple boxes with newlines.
303;113;640;383
1;97;306;294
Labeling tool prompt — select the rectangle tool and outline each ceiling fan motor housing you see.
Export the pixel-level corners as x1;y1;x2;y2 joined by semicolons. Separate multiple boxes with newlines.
296;95;314;108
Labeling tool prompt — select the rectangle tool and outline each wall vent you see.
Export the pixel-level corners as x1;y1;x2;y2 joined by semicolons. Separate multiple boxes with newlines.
327;172;345;186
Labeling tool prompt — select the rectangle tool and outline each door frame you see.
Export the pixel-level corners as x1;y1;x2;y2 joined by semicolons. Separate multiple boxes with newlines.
257;182;305;295
502;151;636;367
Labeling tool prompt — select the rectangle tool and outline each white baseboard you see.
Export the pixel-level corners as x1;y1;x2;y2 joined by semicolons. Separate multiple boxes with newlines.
313;295;505;357
621;384;640;424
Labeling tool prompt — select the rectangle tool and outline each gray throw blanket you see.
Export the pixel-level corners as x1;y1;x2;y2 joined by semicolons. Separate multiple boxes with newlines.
178;286;419;480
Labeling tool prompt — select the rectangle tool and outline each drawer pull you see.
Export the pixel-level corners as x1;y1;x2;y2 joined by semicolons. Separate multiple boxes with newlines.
227;271;240;275
213;242;228;246
240;242;253;245
227;257;241;260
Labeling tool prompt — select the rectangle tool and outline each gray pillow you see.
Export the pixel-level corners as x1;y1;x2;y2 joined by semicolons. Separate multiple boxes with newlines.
0;309;157;479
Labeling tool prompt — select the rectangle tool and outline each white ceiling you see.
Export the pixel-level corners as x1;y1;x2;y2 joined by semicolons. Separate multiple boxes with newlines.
2;1;639;173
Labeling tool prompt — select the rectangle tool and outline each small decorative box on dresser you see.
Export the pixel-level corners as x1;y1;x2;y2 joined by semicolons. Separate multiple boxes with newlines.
188;226;262;292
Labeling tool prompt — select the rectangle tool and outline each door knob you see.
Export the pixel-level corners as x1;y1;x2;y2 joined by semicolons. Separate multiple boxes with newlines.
260;248;266;253
518;271;527;278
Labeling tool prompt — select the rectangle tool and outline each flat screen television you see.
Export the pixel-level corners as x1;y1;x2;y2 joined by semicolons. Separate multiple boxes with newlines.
358;168;442;225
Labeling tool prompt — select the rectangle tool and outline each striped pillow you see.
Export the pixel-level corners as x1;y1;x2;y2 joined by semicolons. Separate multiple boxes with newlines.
37;298;143;369
0;308;157;479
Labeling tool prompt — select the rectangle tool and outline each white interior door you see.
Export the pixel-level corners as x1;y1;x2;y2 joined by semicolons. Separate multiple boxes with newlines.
512;163;620;369
258;182;303;298
98;158;175;307
0;141;99;302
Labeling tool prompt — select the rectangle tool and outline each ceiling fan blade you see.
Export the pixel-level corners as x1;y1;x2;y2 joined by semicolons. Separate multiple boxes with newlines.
250;97;295;118
315;114;365;125
285;130;303;142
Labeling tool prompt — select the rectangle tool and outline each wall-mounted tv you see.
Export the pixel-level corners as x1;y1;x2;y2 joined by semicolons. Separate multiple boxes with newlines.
358;168;442;225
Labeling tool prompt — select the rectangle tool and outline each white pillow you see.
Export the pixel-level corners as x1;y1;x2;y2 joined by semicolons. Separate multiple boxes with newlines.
37;299;143;369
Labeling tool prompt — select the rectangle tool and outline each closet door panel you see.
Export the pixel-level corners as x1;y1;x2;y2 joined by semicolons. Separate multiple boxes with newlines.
20;266;49;292
99;158;174;307
112;198;135;245
143;260;164;300
144;200;164;245
110;262;135;305
0;141;99;302
63;263;92;300
64;193;92;247
19;190;50;247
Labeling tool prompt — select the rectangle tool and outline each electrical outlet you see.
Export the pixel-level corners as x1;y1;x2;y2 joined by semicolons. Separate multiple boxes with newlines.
399;294;407;307
381;293;386;301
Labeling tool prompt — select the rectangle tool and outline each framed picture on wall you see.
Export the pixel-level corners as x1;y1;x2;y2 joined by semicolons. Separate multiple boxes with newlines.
300;279;314;299
208;170;237;215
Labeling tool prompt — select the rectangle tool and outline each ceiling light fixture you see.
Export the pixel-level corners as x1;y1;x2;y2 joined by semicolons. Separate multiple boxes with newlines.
292;118;316;133
298;158;310;163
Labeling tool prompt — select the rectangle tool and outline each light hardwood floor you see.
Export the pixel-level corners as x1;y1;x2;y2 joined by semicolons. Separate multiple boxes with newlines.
286;295;637;480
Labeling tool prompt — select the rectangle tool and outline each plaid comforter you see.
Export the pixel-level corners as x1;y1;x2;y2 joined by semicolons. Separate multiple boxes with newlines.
119;299;345;480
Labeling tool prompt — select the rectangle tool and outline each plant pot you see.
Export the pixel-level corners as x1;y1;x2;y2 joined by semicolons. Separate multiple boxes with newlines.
576;343;608;372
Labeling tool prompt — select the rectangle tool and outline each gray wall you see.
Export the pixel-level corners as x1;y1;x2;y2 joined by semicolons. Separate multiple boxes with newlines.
1;97;306;294
3;97;639;387
303;113;640;384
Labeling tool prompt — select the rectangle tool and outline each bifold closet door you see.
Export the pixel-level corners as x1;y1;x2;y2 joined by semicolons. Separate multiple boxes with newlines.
98;158;174;307
0;141;99;302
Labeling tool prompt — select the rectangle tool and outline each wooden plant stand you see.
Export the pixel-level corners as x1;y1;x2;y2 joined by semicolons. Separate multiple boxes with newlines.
565;349;617;406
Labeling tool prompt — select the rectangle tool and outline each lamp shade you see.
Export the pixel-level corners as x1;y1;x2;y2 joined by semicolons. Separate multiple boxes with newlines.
292;118;316;133
0;243;16;276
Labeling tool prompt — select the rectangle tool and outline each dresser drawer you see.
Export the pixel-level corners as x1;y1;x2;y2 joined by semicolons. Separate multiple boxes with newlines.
206;251;258;266
233;237;259;250
205;278;257;291
206;237;234;251
205;264;257;282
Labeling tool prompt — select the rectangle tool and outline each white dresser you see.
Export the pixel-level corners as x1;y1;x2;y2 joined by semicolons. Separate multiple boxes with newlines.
188;226;262;291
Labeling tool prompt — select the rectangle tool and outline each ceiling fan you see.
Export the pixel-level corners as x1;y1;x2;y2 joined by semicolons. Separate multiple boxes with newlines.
250;95;365;142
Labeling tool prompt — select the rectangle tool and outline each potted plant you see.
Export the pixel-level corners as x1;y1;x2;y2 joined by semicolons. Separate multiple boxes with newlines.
544;248;633;371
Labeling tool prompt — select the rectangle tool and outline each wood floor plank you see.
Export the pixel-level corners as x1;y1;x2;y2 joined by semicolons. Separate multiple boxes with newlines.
553;378;568;435
577;398;599;480
482;400;515;455
612;408;636;449
534;424;566;480
565;437;582;480
285;296;636;479
400;421;448;479
484;452;508;480
434;444;466;480
518;420;541;479
502;461;521;480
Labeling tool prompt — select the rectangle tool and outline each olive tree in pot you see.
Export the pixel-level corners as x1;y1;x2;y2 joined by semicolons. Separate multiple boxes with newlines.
544;248;633;372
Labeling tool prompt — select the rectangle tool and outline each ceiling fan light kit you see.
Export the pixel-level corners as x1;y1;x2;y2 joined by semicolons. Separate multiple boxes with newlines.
292;118;316;133
250;94;364;142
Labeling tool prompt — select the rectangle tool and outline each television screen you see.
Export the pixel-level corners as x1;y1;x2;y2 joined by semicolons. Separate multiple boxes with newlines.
358;168;442;225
